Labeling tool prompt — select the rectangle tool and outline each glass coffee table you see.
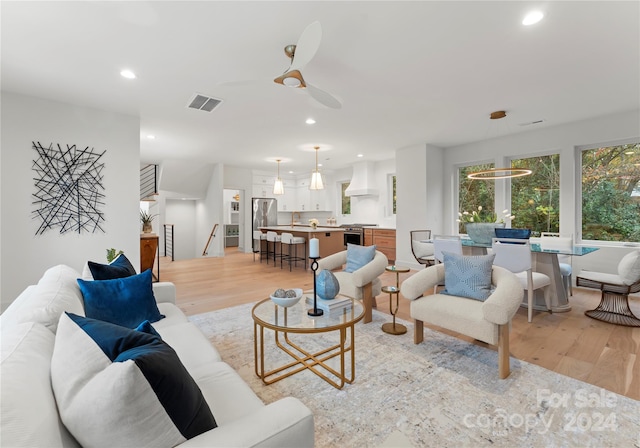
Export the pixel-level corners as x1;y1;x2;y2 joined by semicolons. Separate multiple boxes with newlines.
252;295;364;389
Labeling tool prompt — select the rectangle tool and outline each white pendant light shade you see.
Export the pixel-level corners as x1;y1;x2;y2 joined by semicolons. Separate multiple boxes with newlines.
310;171;324;190
309;146;324;190
273;159;284;195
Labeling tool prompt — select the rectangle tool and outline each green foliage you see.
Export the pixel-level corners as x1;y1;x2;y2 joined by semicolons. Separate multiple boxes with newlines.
140;210;157;224
106;248;124;263
459;164;495;232
341;182;351;215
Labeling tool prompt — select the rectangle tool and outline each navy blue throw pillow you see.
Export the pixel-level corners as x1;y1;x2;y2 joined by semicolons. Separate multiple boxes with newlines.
78;269;164;328
88;253;137;280
51;313;216;446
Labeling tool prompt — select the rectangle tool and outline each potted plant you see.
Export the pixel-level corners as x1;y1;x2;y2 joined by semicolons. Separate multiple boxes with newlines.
140;210;157;233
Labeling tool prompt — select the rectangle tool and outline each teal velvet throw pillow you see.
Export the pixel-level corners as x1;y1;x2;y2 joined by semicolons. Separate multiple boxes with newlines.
77;269;164;328
442;251;495;301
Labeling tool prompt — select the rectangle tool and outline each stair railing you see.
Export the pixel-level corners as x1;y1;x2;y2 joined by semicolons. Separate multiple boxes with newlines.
163;224;174;261
202;223;219;256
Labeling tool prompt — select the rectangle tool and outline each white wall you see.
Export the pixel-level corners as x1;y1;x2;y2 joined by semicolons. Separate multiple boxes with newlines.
196;163;224;258
165;199;196;260
1;92;140;309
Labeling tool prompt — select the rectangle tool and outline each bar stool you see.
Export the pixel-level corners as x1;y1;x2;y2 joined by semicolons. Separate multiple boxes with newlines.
266;231;281;266
381;265;410;335
280;232;307;271
253;230;267;262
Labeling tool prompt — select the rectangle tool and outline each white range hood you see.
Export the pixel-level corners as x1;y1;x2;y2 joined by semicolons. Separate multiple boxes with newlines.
344;161;379;197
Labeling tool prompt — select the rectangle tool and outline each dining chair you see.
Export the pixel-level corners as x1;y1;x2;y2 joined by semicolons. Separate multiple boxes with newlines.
540;232;573;296
492;237;551;323
432;235;463;264
410;230;434;267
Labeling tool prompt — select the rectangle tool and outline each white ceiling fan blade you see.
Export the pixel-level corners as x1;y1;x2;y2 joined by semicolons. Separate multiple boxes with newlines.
306;83;342;109
289;21;322;71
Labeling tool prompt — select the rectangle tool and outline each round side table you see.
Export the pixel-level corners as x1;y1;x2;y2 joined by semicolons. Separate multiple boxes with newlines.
381;265;410;335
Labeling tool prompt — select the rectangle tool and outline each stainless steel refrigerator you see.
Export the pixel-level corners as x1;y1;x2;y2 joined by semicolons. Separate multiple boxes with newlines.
252;198;278;232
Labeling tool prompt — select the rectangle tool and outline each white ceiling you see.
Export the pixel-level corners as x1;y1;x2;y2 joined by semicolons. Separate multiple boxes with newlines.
2;1;639;175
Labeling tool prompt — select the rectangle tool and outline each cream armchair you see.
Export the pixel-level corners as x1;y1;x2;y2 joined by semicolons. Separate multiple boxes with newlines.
318;250;388;323
401;264;523;378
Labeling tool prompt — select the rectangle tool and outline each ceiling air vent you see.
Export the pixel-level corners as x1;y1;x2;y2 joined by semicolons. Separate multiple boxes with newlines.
187;94;223;112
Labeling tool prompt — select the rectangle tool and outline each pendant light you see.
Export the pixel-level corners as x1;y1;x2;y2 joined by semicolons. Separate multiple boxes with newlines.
467;111;533;180
273;159;284;195
309;146;324;190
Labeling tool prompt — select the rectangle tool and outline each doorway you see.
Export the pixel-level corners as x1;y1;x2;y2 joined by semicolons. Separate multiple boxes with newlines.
223;189;245;252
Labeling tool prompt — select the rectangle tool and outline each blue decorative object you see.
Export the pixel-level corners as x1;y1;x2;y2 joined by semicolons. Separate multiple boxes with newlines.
465;223;506;245
88;253;137;280
316;269;340;300
495;228;532;240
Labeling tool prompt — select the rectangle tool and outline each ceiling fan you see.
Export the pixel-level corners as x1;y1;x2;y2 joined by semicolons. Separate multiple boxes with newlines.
272;21;342;109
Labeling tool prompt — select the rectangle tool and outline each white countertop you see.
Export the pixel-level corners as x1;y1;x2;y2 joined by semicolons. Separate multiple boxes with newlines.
259;226;344;233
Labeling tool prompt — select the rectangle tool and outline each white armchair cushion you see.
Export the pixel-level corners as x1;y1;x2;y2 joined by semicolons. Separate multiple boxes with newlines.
617;249;640;285
412;240;434;258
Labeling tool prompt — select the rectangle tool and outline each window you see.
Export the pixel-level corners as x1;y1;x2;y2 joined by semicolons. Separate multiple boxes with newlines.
458;163;495;233
341;182;351;215
391;175;397;215
581;142;640;242
510;154;560;236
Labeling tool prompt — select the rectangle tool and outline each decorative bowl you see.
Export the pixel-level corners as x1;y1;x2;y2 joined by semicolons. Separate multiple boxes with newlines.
494;228;532;240
269;288;303;307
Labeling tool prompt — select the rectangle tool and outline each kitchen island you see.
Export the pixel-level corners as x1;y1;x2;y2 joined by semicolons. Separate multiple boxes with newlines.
259;226;345;259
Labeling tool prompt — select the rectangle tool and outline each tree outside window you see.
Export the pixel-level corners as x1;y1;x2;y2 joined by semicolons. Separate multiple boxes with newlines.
458;163;495;233
341;182;351;215
510;154;560;236
581;142;640;242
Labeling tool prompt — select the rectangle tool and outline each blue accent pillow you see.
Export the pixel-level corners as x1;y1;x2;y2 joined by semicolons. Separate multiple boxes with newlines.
77;269;165;328
442;251;495;301
135;319;162;338
88;253;137;280
345;243;376;273
51;313;216;446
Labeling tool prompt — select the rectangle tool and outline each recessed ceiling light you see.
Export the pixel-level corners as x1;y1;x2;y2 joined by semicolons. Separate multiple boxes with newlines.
288;170;294;174
146;135;155;140
318;163;323;167
357;154;364;158
306;118;316;125
120;69;136;79
522;11;544;26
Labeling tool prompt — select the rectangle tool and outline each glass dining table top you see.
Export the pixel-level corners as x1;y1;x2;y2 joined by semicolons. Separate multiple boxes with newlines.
460;238;599;256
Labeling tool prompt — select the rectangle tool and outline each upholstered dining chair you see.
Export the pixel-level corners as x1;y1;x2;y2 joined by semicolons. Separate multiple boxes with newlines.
492;238;551;323
280;232;307;271
317;244;388;324
540;232;573;297
266;231;281;266
576;249;640;327
253;230;267;262
432;235;463;263
410;230;435;267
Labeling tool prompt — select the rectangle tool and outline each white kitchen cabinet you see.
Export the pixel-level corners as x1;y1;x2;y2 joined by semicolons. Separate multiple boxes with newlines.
277;178;296;211
296;178;310;211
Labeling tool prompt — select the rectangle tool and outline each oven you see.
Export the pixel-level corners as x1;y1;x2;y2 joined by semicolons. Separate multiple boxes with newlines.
340;224;378;247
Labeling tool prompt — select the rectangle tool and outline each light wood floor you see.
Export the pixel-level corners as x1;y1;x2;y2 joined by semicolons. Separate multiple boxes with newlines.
160;248;640;401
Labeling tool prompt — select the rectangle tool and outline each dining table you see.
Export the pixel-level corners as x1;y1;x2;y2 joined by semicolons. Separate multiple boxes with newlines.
460;238;599;312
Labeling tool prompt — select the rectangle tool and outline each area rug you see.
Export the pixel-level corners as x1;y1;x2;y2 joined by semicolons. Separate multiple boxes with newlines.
189;303;639;447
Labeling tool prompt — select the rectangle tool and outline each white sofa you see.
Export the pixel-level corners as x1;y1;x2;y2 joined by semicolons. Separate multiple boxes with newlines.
1;264;314;448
